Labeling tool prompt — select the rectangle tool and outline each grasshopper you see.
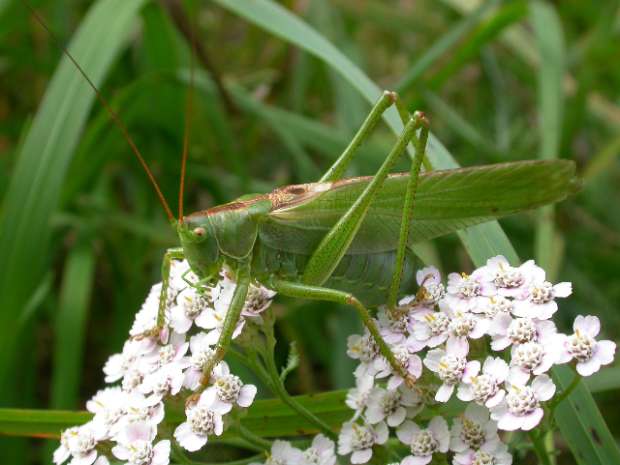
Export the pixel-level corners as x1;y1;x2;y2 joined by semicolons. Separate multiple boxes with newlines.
26;4;578;388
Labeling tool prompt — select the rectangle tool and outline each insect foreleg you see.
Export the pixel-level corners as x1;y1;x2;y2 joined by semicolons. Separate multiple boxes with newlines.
302;115;421;287
387;112;429;310
200;260;251;384
320;90;396;182
271;279;415;386
157;248;185;330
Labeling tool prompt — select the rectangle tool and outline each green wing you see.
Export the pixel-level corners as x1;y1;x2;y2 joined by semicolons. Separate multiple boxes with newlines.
259;160;578;254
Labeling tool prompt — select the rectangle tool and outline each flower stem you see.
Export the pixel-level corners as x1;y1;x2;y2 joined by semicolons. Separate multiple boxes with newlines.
550;371;581;411
263;353;338;441
529;430;553;465
237;424;272;451
259;313;338;441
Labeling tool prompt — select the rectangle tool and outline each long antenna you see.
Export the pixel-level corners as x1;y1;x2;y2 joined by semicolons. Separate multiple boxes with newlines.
24;1;175;222
178;3;196;224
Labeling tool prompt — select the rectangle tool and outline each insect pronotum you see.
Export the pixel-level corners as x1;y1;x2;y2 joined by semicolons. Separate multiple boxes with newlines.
26;2;578;391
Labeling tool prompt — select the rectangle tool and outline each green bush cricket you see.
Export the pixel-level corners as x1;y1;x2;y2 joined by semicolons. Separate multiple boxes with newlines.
26;3;579;394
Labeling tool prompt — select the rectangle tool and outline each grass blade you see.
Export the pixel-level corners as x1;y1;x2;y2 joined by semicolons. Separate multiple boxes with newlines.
0;0;148;389
396;0;499;93
531;0;565;280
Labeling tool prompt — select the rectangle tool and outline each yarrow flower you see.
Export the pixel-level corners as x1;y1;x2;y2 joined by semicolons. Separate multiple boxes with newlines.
53;255;616;465
174;389;224;451
365;385;423;427
112;422;170;465
424;339;479;402
557;315;616;376
490;374;555;431
396;417;450;465
457;356;508;408
337;421;389;464
449;404;501;453
54;422;107;465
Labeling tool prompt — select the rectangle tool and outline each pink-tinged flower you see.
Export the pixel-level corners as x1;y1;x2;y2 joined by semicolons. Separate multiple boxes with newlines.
479;256;531;298
512;265;571;319
337;421;388;464
347;332;380;378
129;283;169;345
377;307;411;345
489;313;557;351
449;404;500;453
457;357;508;408
140;363;185;402
53;421;107;465
445;307;489;351
453;441;512;465
207;362;257;412
195;300;245;346
118;393;165;429
174;389;224;452
490;374;555;431
250;440;304;465
445;270;495;312
424;339;479;402
103;339;151;384
509;338;561;377
168;259;198;294
414;266;446;307
345;375;374;420
411;310;450;347
303;434;337;465
212;270;276;323
184;332;216;391
365;386;423;427
396;417;450;465
170;287;214;334
240;284;276;321
112;422;170;465
140;331;189;376
474;295;514;320
86;387;128;436
557;315;616;376
373;338;424;390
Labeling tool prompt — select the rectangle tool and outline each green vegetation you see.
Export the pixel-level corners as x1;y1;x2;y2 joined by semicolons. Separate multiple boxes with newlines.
1;1;619;463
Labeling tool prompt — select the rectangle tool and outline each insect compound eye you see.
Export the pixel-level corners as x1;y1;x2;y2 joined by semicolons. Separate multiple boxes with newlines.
193;227;206;237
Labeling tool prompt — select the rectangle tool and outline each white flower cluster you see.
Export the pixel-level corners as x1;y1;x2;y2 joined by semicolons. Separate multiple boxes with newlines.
338;256;616;465
54;260;275;465
249;435;337;465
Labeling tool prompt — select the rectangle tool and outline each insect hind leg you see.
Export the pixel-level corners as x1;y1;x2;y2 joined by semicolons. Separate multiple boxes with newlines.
271;278;416;387
387;111;429;310
320;90;396;182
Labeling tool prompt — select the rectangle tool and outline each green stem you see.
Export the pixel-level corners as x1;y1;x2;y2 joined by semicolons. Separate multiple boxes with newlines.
237;424;272;451
529;430;553;465
544;429;557;465
260;317;338;441
263;350;337;441
550;371;581;411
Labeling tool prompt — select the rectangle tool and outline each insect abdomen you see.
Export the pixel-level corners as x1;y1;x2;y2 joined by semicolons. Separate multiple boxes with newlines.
252;239;418;306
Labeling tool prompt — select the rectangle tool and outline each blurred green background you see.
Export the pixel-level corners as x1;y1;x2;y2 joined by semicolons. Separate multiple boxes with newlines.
0;0;619;463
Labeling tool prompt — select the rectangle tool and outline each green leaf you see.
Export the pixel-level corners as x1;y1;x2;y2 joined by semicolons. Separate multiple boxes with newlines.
0;388;460;439
0;0;148;392
279;341;300;383
531;0;565;280
208;2;619;464
553;365;620;465
396;0;500;93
